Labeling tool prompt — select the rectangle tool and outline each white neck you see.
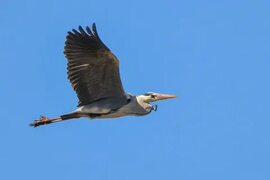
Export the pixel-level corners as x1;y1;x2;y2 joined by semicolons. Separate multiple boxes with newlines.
136;95;151;110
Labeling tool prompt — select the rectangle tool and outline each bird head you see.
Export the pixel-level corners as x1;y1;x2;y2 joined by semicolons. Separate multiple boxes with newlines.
136;92;176;112
138;92;176;103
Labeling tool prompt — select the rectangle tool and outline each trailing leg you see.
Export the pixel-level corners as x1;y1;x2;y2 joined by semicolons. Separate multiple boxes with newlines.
30;112;83;127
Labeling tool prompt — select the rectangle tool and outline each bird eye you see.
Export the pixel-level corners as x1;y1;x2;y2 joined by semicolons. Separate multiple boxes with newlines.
151;95;155;98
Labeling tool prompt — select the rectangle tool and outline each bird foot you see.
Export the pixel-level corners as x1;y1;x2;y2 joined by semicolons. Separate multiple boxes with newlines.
30;116;50;127
151;105;158;111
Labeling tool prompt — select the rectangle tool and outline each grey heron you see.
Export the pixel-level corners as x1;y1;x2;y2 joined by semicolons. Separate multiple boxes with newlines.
30;23;176;127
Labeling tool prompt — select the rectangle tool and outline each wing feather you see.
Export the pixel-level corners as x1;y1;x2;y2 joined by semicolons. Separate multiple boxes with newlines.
64;23;125;106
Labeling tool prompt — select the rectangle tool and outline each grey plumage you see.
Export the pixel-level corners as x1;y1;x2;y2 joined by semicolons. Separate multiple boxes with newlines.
30;23;176;127
78;94;151;119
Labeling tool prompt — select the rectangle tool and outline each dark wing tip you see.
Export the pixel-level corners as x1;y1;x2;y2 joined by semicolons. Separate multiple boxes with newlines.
91;23;110;51
72;28;79;36
78;25;83;32
92;23;98;36
65;23;110;51
86;26;93;35
92;23;96;31
67;31;75;38
78;26;89;37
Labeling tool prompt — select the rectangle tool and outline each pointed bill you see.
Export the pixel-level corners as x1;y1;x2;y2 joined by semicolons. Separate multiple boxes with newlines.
156;93;177;100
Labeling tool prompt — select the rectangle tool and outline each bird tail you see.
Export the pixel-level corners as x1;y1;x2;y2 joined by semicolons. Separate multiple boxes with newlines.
30;112;82;127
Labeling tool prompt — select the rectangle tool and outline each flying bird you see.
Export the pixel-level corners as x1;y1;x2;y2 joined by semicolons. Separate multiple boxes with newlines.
30;23;176;127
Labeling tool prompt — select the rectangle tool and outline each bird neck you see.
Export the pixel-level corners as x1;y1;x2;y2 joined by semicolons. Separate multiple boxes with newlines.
136;95;152;111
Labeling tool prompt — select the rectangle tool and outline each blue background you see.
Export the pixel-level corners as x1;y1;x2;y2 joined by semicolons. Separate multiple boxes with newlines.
1;0;270;179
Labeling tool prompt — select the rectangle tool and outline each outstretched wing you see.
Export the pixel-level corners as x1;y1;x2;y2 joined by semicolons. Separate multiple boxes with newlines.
64;23;125;107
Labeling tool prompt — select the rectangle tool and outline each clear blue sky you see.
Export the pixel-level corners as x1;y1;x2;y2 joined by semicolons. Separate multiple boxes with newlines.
1;0;270;179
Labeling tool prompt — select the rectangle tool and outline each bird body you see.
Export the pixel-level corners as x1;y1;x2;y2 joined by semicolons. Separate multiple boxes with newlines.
30;23;176;127
77;94;151;118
